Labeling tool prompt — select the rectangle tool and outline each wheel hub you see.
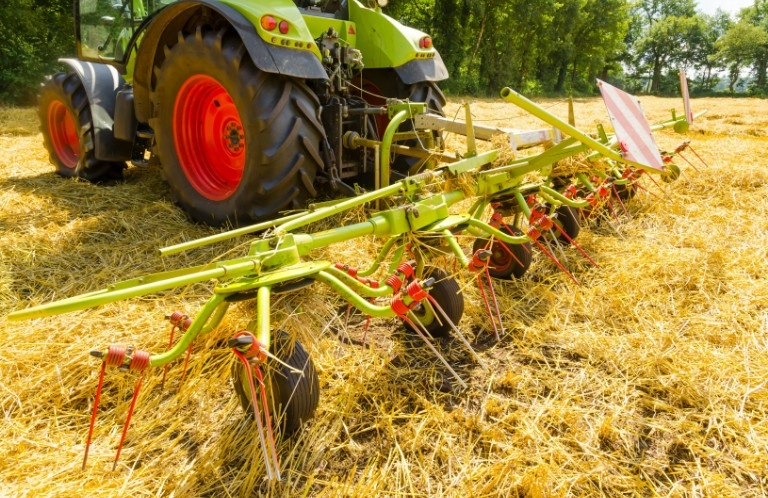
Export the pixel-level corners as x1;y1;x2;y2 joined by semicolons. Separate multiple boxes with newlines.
224;122;244;153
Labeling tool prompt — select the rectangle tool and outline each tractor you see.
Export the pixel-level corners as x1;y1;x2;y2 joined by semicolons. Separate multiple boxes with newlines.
39;0;447;226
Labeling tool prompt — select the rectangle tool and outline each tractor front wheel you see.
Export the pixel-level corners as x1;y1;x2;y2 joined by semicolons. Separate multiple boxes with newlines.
151;26;324;226
38;72;124;181
231;331;319;436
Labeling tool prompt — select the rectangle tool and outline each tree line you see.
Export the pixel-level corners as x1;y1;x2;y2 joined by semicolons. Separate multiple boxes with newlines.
390;0;768;96
1;0;767;105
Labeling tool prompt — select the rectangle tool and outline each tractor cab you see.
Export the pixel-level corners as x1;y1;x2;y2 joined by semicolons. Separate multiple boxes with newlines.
76;0;162;61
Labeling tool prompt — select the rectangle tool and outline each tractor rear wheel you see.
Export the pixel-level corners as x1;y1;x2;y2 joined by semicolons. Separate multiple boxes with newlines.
231;331;319;436
151;26;324;227
38;72;124;181
357;69;446;176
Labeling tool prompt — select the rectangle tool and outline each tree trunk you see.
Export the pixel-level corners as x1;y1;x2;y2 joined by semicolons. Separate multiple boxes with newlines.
729;65;739;93
468;13;487;74
650;57;663;94
555;57;568;93
756;56;767;90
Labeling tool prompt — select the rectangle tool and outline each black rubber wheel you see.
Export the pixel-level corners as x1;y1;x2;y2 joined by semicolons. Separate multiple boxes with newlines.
663;163;681;183
613;181;637;201
552;205;580;242
150;26;324;227
231;331;319;436
406;266;464;338
472;225;532;279
38;72;124;181
357;69;446;176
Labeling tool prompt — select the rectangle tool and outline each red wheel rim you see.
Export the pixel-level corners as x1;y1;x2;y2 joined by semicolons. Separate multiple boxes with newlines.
173;75;245;201
47;100;79;169
486;239;517;273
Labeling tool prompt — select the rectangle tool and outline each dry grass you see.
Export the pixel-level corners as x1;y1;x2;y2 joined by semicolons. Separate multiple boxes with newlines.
1;95;768;497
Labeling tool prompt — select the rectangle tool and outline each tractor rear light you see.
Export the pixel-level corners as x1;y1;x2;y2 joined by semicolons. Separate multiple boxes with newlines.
419;36;432;49
279;20;289;34
261;16;277;31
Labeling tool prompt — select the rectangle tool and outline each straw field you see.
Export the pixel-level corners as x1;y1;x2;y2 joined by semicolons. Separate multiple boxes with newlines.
1;95;767;497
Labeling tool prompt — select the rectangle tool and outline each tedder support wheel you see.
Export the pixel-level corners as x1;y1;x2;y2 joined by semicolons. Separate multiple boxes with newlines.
472;225;532;279
358;69;446;176
553;205;580;243
407;266;464;338
613;181;637;201
38;72;125;181
151;26;324;227
231;331;319;436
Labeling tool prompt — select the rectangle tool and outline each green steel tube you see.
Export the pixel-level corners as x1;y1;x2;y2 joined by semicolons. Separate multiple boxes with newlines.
276;182;404;234
538;185;590;209
514;191;532;218
200;301;231;335
313;271;396;318
149;294;227;367
649;110;706;132
296;219;387;256
465;218;530;245
256;286;271;351
159;211;309;257
443;230;470;267
500;87;627;165
387;242;407;274
475;160;533;177
468;198;487;219
7;259;260;321
576;173;596;192
443;150;499;176
380;110;409;188
325;266;394;298
358;237;398;277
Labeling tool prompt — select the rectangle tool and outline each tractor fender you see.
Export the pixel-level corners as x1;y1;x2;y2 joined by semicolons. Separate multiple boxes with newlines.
394;52;449;85
59;58;134;162
132;0;327;124
346;0;447;84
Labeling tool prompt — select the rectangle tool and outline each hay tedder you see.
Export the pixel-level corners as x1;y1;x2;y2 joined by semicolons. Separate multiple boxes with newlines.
26;0;709;481
15;42;707;478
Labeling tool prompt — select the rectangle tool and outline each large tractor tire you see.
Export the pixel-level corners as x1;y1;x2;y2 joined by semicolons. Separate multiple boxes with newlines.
231;331;319;436
357;69;446;176
150;26;324;227
38;73;125;182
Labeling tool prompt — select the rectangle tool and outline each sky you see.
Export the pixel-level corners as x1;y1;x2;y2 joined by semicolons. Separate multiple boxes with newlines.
695;0;755;16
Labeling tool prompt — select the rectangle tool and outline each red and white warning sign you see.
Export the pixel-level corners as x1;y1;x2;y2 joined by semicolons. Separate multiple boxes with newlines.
679;69;693;124
597;79;664;171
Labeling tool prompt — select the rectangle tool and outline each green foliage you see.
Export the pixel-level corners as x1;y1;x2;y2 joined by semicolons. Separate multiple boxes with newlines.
715;20;768;92
0;0;74;105
4;0;768;105
390;0;630;96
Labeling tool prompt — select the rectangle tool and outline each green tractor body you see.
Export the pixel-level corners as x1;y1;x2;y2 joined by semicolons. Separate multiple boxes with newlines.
40;0;447;225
